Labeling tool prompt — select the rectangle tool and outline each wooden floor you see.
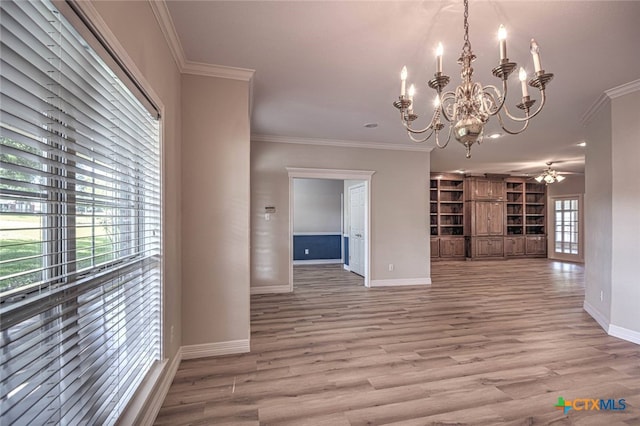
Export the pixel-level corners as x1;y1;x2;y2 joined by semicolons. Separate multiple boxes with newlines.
155;260;640;425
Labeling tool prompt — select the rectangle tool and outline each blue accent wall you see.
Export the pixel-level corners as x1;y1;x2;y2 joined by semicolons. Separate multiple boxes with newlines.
343;236;349;265
293;235;341;260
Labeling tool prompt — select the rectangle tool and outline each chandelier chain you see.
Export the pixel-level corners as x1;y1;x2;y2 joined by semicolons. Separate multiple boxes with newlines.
462;0;472;55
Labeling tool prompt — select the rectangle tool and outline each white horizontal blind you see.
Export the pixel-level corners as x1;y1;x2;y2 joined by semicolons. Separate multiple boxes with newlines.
0;1;162;424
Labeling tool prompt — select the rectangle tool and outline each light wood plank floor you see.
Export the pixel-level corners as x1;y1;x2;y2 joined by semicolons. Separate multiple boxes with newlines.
155;260;640;425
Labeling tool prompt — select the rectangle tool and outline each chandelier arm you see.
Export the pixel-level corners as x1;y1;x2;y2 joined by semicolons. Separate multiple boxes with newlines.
495;110;530;135
401;116;436;134
434;125;453;149
407;128;435;143
439;91;456;122
482;83;507;116
502;89;548;122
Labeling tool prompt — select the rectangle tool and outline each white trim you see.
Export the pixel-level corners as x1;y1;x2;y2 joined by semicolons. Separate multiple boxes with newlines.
581;79;640;126
605;78;640;99
580;93;609;127
287;167;375;180
293;259;342;265
250;285;292;294
182;61;255;81
343;264;351;271
136;348;183;426
608;324;640;346
288;169;373;289
369;278;432;287
293;232;342;236
181;339;250;360
254;134;434;152
583;300;609;332
148;0;185;70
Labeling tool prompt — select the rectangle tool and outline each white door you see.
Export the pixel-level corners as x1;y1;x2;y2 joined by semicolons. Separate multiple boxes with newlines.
349;184;365;276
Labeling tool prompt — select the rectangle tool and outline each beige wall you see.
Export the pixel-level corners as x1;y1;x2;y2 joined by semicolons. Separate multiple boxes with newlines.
610;91;640;334
91;1;183;359
585;87;640;341
251;141;431;288
181;74;251;345
585;101;613;323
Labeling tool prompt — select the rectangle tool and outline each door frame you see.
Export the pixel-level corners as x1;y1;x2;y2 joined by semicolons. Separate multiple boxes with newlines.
548;194;584;263
287;168;375;289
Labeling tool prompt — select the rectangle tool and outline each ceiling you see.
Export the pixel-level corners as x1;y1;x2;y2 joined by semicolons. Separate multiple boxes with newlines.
164;1;640;175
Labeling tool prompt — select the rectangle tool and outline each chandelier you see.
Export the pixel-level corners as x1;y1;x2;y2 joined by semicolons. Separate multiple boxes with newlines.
393;0;553;158
535;162;565;184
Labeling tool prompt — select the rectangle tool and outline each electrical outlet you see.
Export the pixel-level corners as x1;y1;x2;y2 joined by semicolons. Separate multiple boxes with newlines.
388;263;394;272
600;291;603;302
304;248;309;255
170;325;174;343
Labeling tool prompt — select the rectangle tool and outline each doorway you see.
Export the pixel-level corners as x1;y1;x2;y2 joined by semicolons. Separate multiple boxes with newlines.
287;168;374;290
549;195;583;262
347;183;366;276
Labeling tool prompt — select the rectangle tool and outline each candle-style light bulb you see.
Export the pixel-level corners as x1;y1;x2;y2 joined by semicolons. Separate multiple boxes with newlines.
400;66;408;97
498;25;507;60
518;67;529;97
435;43;443;74
433;95;440;108
530;39;542;73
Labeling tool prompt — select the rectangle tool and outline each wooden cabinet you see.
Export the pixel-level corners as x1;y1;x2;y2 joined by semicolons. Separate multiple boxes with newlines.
467;177;504;201
430;173;546;261
505;236;525;256
430;237;439;258
526;235;546;256
439;237;465;258
473;201;504;236
469;237;504;258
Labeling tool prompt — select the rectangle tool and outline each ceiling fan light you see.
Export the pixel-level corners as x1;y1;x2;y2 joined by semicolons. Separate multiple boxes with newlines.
556;175;566;182
544;174;554;184
535;175;544;183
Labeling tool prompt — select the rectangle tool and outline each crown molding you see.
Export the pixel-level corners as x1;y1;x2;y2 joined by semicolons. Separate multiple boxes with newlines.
148;0;255;83
580;93;609;127
581;79;640;126
182;61;255;82
148;0;185;70
252;134;434;152
605;78;640;99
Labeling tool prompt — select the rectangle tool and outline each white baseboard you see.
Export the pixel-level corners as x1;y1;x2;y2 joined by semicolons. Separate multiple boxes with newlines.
608;324;640;346
138;347;183;425
250;284;291;294
293;259;342;265
181;339;250;360
583;301;640;346
583;300;609;332
369;277;432;287
343;264;350;271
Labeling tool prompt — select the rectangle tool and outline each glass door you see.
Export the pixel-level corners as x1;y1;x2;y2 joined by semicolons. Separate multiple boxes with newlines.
551;196;583;262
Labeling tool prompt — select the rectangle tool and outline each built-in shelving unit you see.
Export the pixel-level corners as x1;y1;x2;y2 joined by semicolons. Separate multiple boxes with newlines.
430;175;465;259
525;182;546;235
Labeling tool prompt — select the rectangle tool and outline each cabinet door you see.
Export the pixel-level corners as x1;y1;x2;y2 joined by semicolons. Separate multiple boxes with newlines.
430;238;439;258
488;202;504;235
440;238;465;258
505;237;525;256
526;236;546;255
475;202;503;236
490;180;504;200
474;179;492;199
471;179;504;200
475;202;491;235
475;237;504;257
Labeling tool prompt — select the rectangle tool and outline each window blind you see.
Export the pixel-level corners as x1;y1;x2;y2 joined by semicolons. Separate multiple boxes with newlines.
0;1;162;424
